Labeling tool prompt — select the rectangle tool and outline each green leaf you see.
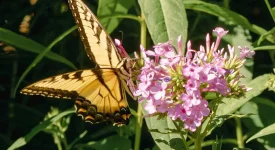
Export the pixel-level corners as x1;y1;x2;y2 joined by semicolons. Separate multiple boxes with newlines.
184;1;252;30
246;123;275;143
232;148;252;150
183;1;275;44
257;27;275;45
254;45;275;51
240;98;275;148
8;109;75;150
138;0;188;50
137;2;188;148
68;130;88;149
141;110;184;150
239;101;264;128
98;0;135;33
253;97;275;109
13;26;78;98
211;136;223;150
0;28;76;69
75;135;131;150
202;74;270;134
216;74;269;116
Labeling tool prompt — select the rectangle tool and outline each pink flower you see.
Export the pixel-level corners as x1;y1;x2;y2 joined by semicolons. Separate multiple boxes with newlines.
184;117;199;132
213;27;228;37
213;27;229;51
149;82;166;100
181;90;201;107
239;46;255;59
182;63;202;79
187;100;210;120
134;27;253;132
168;104;188;121
144;100;157;114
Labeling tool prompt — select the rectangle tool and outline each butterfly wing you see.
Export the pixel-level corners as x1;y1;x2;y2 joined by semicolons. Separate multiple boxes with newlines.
21;0;134;126
21;69;131;125
68;0;122;68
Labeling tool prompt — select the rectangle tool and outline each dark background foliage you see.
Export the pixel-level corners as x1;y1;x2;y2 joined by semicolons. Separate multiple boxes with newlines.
1;0;275;149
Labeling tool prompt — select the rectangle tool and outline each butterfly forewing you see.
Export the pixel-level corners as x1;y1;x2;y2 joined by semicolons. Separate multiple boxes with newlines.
68;0;122;68
21;0;134;126
21;69;131;125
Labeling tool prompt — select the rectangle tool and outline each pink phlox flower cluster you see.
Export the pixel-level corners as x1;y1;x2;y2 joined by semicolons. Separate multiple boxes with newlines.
134;27;255;132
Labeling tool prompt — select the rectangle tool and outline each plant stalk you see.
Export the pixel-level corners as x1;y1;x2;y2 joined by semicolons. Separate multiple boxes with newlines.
134;12;146;150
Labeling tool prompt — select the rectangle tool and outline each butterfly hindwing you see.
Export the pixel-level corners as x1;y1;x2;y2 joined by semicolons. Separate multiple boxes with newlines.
68;0;122;68
21;69;131;125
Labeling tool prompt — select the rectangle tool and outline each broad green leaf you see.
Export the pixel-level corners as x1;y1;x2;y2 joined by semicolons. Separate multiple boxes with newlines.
216;74;269;116
240;101;264;128
202;74;269;134
253;97;275;108
13;26;78;98
138;1;188;148
247;123;275;143
144;117;185;150
141;104;186;150
183;1;253;30
8;109;75;150
0;28;76;69
138;0;188;50
98;0;135;33
183;1;275;44
240;99;275;149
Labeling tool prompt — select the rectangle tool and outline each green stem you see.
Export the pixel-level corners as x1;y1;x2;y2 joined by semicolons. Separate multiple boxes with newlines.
62;134;69;150
235;117;244;148
195;138;238;148
134;104;143;150
99;14;142;23
264;0;275;23
189;13;201;37
194;126;202;150
53;134;63;150
172;121;189;150
134;12;146;150
201;97;222;141
223;0;230;9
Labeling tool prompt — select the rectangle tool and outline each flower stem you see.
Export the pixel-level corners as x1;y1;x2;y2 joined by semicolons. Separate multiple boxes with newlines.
134;104;143;150
172;121;189;150
134;12;146;150
201;96;222;141
194;126;202;150
235;117;244;148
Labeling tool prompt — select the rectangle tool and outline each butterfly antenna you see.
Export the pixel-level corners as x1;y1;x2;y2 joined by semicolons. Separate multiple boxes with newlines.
119;31;124;42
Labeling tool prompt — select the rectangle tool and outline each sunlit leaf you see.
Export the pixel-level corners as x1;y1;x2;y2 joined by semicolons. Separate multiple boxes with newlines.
246;121;275;143
98;0;135;33
138;0;188;50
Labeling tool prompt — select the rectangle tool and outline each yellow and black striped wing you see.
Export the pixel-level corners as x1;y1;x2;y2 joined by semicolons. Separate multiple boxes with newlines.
68;0;122;68
21;69;131;125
